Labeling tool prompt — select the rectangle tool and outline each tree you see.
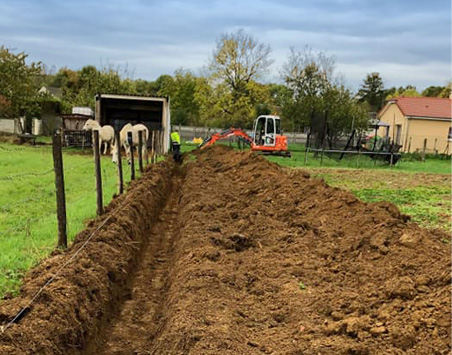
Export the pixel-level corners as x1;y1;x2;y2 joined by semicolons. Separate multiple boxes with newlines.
158;69;200;126
357;72;385;112
281;46;335;130
280;46;368;141
203;29;273;127
211;29;272;93
0;46;42;118
422;86;445;97
195;78;272;128
386;85;421;100
439;82;451;98
51;65;138;112
324;85;369;145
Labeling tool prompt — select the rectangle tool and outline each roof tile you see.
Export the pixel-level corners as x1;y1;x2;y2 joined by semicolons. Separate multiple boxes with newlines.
388;97;451;119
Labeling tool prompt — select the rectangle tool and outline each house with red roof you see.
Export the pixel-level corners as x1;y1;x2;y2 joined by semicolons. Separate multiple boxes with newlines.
378;97;452;154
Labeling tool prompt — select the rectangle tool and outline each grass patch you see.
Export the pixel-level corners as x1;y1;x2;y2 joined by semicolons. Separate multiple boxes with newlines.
355;187;450;231
266;143;452;175
310;169;450;232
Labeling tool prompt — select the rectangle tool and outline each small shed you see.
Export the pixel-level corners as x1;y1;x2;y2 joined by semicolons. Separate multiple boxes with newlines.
61;114;92;147
62;114;92;130
95;94;171;152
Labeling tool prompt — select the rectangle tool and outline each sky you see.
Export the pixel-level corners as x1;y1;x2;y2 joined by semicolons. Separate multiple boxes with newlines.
0;0;450;91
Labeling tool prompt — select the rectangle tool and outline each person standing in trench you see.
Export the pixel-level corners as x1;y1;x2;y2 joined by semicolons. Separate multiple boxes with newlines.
170;127;181;163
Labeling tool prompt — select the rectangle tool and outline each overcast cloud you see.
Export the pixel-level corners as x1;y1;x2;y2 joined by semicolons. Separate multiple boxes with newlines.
0;0;450;91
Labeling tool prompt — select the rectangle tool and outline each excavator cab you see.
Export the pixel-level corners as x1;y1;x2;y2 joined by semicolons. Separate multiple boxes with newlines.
251;115;289;156
253;115;281;147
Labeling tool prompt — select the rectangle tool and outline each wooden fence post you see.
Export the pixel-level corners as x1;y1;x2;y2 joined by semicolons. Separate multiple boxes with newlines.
156;131;160;156
93;130;103;215
52;131;67;248
145;131;150;165
151;130;155;164
154;131;158;161
158;131;162;156
128;131;135;180
115;130;124;194
138;130;144;173
422;138;427;162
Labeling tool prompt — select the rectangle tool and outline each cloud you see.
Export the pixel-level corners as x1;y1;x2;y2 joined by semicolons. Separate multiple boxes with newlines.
0;0;449;90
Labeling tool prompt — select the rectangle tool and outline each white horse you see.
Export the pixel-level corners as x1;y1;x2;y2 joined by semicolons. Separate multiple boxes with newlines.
82;119;115;155
112;123;149;164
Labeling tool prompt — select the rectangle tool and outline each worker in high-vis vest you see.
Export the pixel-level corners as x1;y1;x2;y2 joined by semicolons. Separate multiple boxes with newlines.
170;128;181;163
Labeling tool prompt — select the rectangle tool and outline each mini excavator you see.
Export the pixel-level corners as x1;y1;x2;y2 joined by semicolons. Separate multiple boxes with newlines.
199;115;291;157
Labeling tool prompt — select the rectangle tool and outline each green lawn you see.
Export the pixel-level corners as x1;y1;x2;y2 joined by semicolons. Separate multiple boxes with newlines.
269;144;451;232
0;143;137;297
266;143;451;175
307;168;450;232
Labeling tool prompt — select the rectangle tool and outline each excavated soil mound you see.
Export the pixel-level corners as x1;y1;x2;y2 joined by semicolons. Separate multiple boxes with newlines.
0;145;450;354
148;146;451;354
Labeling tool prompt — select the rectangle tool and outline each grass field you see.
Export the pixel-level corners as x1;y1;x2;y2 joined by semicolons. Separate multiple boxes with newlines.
0;141;450;298
266;143;452;174
0;142;136;297
308;168;450;232
270;145;451;232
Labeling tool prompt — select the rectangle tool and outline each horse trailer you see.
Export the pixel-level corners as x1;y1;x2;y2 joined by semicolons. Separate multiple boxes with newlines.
95;94;171;152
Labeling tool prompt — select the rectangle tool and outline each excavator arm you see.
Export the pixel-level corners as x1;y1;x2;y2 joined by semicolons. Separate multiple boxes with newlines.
199;128;254;149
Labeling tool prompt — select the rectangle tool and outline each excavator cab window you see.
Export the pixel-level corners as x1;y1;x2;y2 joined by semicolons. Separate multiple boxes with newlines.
254;116;266;146
266;118;274;135
275;119;281;134
265;117;276;146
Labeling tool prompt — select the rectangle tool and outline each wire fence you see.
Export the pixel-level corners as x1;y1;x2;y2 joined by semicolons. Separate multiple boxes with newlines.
0;128;165;268
0;161;112;237
0;129;167;334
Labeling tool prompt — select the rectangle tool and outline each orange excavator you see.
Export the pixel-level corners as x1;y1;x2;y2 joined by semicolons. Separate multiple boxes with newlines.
199;115;291;157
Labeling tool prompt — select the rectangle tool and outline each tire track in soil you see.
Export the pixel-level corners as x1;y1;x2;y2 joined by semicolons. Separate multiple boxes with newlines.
89;174;183;355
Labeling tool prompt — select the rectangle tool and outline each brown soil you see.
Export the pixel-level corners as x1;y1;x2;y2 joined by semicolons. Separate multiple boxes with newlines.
0;145;450;354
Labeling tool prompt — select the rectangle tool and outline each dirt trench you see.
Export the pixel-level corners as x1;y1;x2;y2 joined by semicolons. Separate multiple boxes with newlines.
0;145;451;354
87;175;183;354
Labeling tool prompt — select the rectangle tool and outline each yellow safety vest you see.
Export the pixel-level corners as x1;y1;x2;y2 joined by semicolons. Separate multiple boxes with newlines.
171;132;180;144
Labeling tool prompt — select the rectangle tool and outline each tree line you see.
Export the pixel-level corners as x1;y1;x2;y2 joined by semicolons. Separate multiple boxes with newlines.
0;30;450;139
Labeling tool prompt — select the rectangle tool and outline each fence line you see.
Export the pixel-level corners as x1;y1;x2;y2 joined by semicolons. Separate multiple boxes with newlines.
0;128;162;250
0;128;166;333
176;125;309;145
0;159;90;182
0;168;54;181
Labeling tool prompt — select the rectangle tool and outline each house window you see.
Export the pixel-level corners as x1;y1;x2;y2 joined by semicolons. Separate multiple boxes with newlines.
448;127;452;141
